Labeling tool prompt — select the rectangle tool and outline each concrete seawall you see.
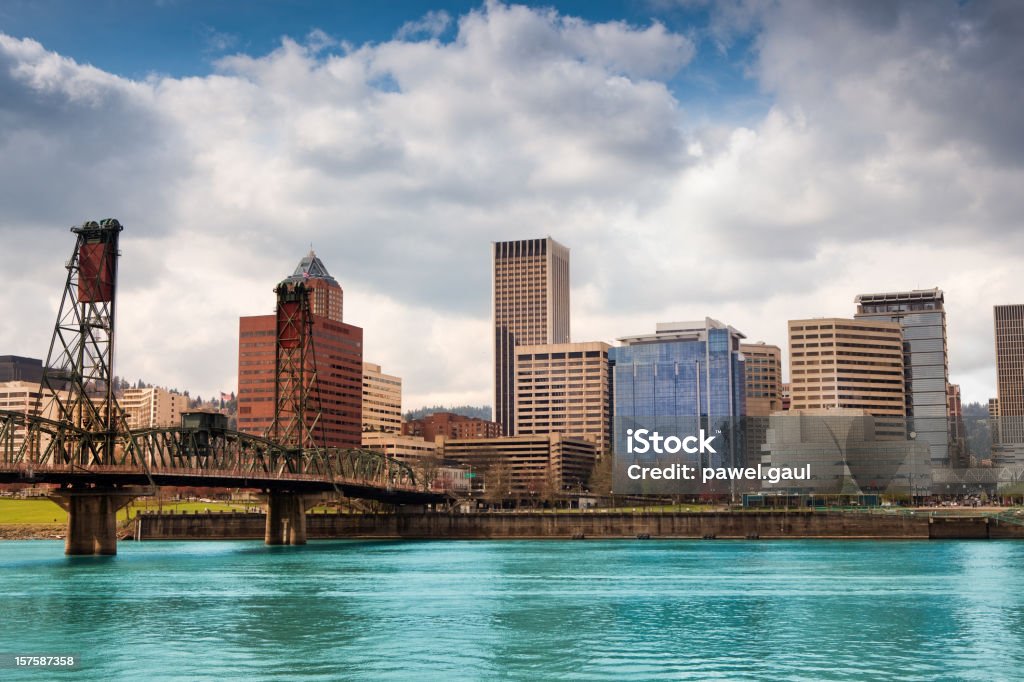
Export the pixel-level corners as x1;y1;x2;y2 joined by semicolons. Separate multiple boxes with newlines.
134;511;1024;540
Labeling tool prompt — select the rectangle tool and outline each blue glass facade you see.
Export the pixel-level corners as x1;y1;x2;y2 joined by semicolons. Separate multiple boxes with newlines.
610;326;746;422
610;321;747;491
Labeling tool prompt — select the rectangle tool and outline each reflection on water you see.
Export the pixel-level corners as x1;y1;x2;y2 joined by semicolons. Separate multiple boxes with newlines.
2;539;1024;680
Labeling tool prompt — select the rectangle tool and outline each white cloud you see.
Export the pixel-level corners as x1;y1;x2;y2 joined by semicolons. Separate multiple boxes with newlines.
0;1;1021;411
395;10;452;41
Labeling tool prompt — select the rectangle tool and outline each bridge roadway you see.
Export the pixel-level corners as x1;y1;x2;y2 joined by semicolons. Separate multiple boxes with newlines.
0;464;443;505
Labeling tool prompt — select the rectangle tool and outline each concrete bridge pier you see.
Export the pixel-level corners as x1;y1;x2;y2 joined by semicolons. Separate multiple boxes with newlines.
265;492;308;545
50;489;140;555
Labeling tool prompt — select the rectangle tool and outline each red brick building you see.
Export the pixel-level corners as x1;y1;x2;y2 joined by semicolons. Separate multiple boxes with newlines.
403;412;501;441
237;251;363;448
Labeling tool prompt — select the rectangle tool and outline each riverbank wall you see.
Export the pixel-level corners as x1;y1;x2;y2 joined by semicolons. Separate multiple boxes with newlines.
132;510;1024;540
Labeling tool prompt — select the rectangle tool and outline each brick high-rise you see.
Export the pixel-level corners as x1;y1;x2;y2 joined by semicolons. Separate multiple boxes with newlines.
237;251;363;448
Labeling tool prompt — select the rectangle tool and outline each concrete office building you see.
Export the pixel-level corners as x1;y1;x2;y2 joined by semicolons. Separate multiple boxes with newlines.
361;431;439;463
360;432;472;494
514;341;612;453
741;342;783;465
855;289;951;466
120;386;188;430
362;362;402;434
493;238;570;435
741;342;782;416
995;304;1024;445
788;318;906;419
403;412;501;440
439;433;596;497
0;380;68;452
237;252;363;449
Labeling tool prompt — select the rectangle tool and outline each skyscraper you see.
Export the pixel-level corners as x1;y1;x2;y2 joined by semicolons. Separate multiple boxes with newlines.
492;238;570;435
855;288;950;466
995;304;1024;444
237;251;363;449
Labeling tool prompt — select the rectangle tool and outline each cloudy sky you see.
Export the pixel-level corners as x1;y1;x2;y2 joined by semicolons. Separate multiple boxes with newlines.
0;0;1021;409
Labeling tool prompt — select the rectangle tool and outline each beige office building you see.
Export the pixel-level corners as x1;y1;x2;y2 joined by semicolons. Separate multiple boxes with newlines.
995;304;1024;444
361;431;438;463
741;342;782;417
788;318;905;418
362;362;402;433
0;380;69;452
121;386;188;430
439;433;596;497
493;238;570;435
514;341;611;453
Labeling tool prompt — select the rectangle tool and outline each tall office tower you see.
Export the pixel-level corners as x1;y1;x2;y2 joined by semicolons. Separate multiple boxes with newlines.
741;342;782;416
493;238;570;435
788;318;906;419
237;252;363;449
995;304;1024;444
855;289;950;466
514;341;612;453
361;362;402;434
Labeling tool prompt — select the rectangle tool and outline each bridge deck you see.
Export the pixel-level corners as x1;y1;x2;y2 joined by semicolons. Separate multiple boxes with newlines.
0;464;445;505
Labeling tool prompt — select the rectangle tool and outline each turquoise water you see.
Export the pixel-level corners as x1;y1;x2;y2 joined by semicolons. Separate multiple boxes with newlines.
2;540;1024;680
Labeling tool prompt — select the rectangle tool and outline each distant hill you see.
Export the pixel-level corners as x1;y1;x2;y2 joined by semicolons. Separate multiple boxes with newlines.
962;401;989;418
404;405;493;422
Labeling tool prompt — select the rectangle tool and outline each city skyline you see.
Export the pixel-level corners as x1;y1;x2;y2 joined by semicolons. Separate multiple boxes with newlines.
1;2;1022;407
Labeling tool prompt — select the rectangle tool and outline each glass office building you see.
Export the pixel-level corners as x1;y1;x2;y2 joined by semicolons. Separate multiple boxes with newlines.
855;289;950;467
610;319;746;495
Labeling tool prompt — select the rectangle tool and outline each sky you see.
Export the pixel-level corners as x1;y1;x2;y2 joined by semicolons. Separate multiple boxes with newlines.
0;0;1021;410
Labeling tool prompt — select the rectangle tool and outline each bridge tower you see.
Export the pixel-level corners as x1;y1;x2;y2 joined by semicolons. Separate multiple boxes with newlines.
42;219;129;464
264;281;325;545
42;219;143;554
267;281;325;451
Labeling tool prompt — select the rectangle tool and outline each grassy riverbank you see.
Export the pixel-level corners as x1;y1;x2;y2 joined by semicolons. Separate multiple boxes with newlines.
0;498;251;525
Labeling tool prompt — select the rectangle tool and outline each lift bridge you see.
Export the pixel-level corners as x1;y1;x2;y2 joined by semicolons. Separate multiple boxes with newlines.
0;219;443;554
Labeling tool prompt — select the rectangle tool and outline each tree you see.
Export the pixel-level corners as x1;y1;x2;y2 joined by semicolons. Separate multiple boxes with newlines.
588;450;613;497
415;453;446;491
481;454;512;508
538;464;562;508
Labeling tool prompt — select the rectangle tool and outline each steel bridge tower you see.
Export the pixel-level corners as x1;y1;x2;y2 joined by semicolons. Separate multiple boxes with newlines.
267;281;325;452
264;280;327;544
39;219;147;553
41;219;134;465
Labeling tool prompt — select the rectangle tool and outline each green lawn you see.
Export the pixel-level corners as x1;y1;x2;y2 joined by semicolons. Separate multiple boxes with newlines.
0;499;66;524
0;498;253;525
